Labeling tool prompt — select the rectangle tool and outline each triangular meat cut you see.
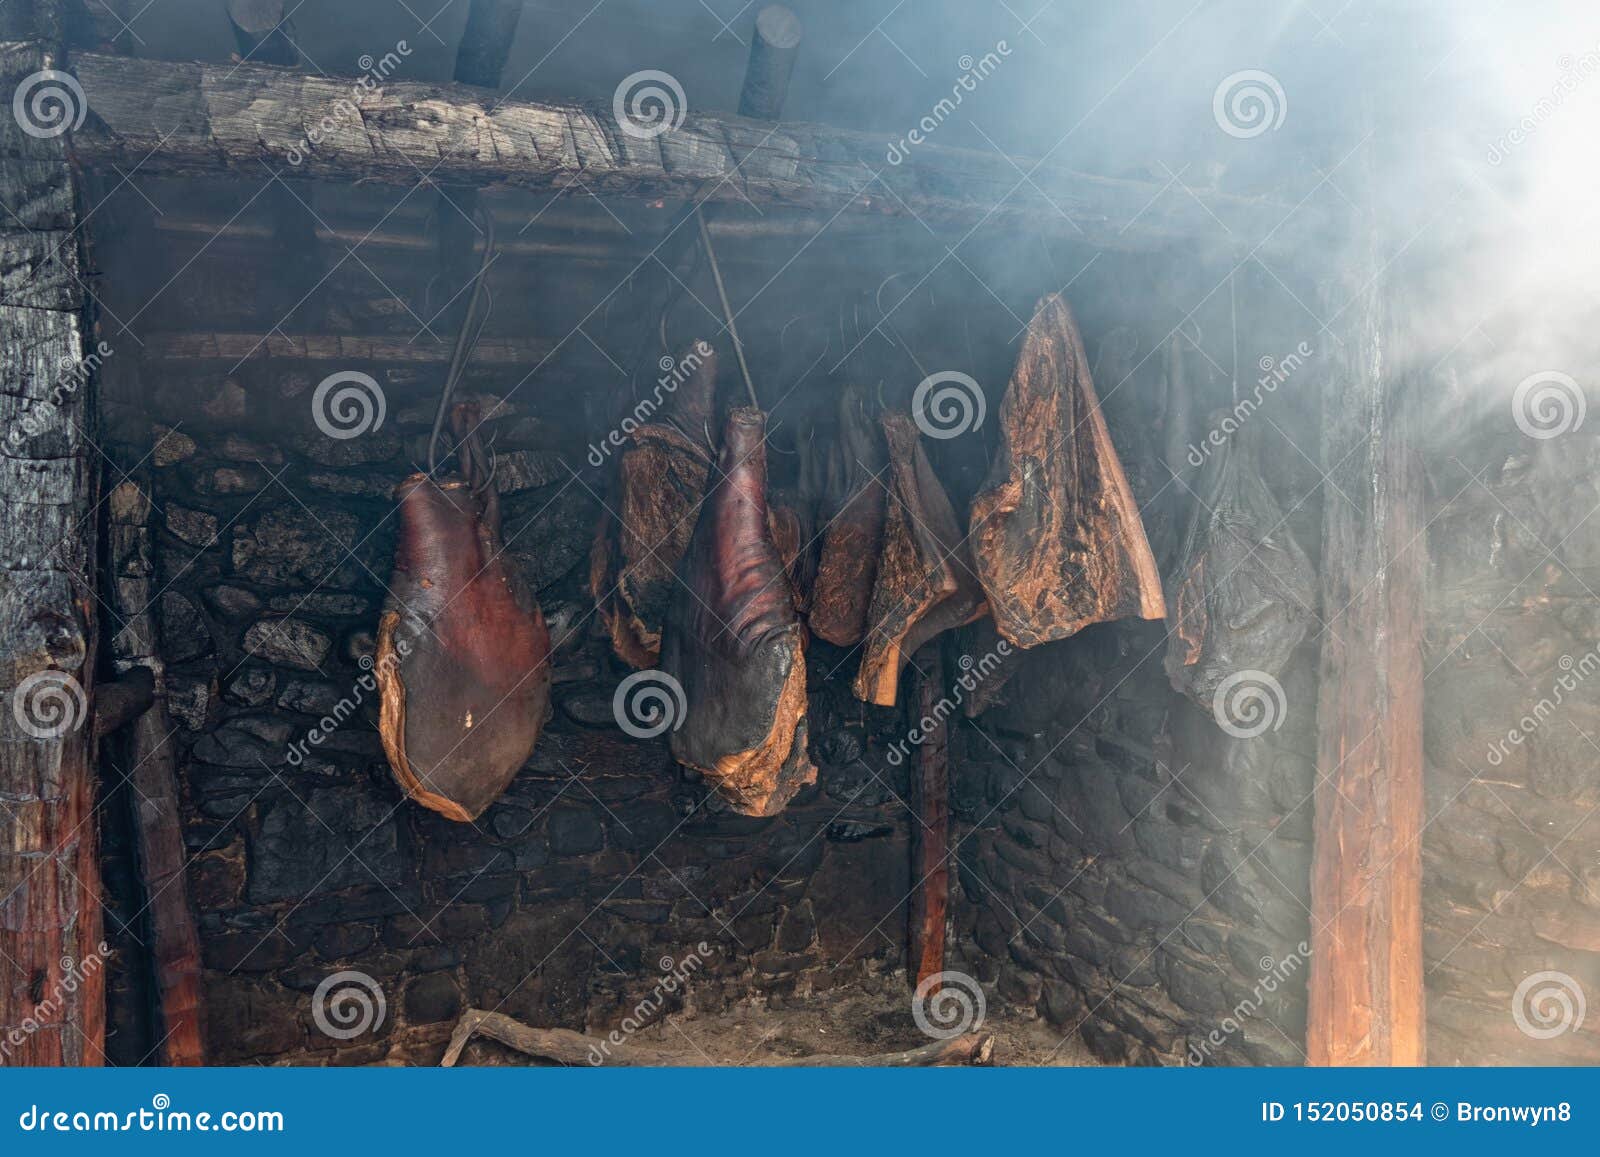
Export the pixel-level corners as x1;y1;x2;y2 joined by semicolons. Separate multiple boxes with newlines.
661;407;817;817
377;403;552;822
853;412;986;707
810;383;888;647
1165;423;1314;708
970;293;1165;649
590;342;719;668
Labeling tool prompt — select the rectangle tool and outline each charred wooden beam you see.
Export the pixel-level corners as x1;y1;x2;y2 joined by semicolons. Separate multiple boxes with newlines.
1307;134;1425;1066
91;666;154;739
738;5;803;121
224;0;298;67
0;38;105;1067
142;330;551;364
908;644;949;988
58;50;1328;255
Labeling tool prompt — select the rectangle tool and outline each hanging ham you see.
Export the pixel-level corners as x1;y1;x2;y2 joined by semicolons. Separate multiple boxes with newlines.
853;412;986;707
810;383;888;647
590;342;718;668
970;293;1164;649
661;407;816;816
1165;421;1315;708
376;403;551;822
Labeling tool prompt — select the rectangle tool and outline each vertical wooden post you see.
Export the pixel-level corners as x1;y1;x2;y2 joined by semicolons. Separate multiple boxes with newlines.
738;6;803;121
0;39;105;1065
224;0;298;66
1306;136;1426;1066
908;645;949;987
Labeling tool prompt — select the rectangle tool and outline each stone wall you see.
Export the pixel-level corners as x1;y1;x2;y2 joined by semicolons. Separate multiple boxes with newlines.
101;359;917;1066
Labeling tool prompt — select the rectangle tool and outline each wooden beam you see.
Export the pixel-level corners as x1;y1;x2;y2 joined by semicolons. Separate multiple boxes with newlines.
57;49;1329;255
908;644;949;988
453;0;523;90
142;330;551;364
0;38;105;1067
738;5;803;121
1306;136;1425;1066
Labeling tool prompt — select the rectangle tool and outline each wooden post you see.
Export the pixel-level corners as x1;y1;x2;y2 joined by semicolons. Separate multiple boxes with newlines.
1306;135;1426;1066
908;645;949;988
454;0;523;90
0;40;105;1065
224;0;298;66
738;6;803;121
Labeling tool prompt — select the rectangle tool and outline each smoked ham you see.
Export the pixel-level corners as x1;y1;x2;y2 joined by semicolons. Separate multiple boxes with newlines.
590;342;718;668
853;412;985;707
661;407;816;816
1165;422;1314;707
376;404;551;822
809;384;887;647
970;294;1164;649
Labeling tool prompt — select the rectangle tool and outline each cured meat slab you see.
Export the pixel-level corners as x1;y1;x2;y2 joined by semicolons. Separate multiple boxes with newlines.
970;294;1164;648
1165;424;1315;706
810;384;887;647
661;407;816;816
854;412;985;707
590;344;719;668
377;406;551;822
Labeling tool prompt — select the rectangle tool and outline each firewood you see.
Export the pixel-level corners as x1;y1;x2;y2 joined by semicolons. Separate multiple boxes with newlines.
970;294;1164;649
854;413;985;707
440;1009;994;1067
661;408;816;816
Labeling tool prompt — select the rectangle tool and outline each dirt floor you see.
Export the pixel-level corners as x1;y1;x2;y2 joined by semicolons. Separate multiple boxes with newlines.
460;970;1103;1067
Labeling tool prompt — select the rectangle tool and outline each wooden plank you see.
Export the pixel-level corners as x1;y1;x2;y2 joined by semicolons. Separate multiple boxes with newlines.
0;39;104;1068
1306;137;1425;1066
142;330;551;364
55;49;1329;255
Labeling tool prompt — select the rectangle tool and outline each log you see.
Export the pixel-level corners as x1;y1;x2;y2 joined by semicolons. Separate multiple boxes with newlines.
440;1009;994;1067
907;644;949;989
1306;139;1425;1066
453;0;523;90
0;39;104;1066
58;50;1328;255
91;667;154;738
142;330;550;364
738;6;803;121
101;478;207;1066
